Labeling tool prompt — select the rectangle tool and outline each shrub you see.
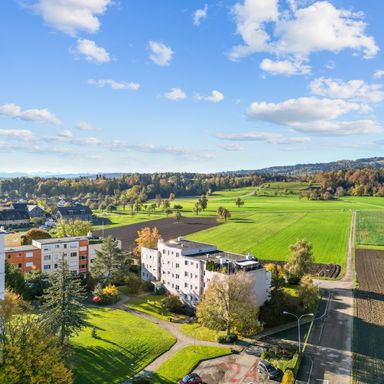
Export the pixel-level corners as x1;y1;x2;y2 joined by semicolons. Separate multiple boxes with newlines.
217;334;238;344
161;295;194;316
123;274;142;294
281;369;295;384
92;284;119;305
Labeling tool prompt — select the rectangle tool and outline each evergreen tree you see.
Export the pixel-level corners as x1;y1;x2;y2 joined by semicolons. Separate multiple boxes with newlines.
91;236;131;285
41;260;87;345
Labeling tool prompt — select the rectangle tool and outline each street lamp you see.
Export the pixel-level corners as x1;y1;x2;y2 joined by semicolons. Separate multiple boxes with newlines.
283;311;314;352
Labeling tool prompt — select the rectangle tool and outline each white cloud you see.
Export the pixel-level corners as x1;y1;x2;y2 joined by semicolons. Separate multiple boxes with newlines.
247;97;366;125
74;39;110;63
310;77;384;103
373;70;384;79
0;129;34;141
164;88;187;101
220;143;244;151
216;131;310;144
195;90;224;103
58;129;73;138
193;4;208;26
31;0;112;36
88;79;140;90
0;103;61;125
110;141;189;155
148;41;174;66
75;121;93;131
260;58;311;76
230;0;378;72
292;120;383;136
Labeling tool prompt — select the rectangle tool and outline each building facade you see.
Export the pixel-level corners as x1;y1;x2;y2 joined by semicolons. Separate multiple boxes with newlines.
5;245;41;273
141;238;271;307
0;229;6;299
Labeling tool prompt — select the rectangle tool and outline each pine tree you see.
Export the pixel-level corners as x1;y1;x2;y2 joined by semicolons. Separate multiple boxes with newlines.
41;260;87;345
91;236;131;285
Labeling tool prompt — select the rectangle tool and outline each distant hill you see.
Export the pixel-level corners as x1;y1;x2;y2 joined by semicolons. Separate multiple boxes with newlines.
255;157;384;176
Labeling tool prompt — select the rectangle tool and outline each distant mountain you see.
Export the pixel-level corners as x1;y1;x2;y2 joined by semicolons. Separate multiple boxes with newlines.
255;157;384;176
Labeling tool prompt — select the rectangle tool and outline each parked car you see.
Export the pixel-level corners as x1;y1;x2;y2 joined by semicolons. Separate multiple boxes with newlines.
178;373;203;384
257;361;280;380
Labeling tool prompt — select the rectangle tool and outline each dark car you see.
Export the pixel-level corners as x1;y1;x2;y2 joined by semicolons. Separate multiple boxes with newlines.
178;373;203;384
257;361;280;380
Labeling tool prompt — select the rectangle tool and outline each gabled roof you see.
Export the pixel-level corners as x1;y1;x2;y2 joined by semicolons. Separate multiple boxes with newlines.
56;205;93;216
0;209;29;221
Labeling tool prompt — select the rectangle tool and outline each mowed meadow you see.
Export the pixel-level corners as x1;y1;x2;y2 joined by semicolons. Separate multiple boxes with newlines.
94;183;384;269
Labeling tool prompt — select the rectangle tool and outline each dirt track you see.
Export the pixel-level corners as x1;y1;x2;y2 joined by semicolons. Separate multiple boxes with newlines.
354;248;384;384
94;217;222;251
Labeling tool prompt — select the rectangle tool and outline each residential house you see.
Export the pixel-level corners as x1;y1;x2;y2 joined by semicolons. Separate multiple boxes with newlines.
0;208;30;227
55;204;93;222
5;245;41;273
141;237;271;307
27;205;46;218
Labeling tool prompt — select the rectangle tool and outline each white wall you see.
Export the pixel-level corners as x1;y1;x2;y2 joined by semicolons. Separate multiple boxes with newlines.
0;231;5;300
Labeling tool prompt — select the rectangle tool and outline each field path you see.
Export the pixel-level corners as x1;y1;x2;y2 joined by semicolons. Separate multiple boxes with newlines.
298;212;355;384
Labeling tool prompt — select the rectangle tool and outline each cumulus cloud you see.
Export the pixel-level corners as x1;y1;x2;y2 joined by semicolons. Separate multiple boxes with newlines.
74;39;110;63
230;0;378;74
0;129;35;141
148;41;173;66
0;103;61;125
164;88;187;101
216;131;310;145
30;0;112;36
247;97;366;125
75;121;93;131
88;79;140;90
260;58;311;76
195;90;224;103
373;70;384;79
193;4;208;26
310;77;384;103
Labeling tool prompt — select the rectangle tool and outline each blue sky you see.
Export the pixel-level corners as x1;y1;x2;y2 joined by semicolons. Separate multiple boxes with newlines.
0;0;383;174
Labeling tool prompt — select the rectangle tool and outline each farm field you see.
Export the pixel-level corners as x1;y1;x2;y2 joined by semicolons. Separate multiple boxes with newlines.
71;308;176;384
354;249;384;384
356;211;384;246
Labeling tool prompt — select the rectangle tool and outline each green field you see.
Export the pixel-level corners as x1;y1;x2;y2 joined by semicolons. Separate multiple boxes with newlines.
356;211;384;246
154;346;231;383
71;308;176;384
92;184;384;268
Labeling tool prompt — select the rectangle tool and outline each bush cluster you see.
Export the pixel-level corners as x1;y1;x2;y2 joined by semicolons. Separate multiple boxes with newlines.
92;285;119;305
217;334;238;344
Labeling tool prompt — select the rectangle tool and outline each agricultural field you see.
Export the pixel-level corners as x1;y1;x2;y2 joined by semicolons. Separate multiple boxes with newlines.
354;249;384;384
356;211;384;247
71;308;176;384
94;184;384;269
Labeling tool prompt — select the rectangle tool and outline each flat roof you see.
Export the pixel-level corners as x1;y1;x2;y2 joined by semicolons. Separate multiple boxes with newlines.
36;236;89;244
164;239;216;251
186;250;250;263
5;245;39;252
236;260;259;266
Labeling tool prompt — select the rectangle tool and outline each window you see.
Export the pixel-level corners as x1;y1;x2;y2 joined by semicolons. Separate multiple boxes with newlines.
43;246;51;251
184;282;188;288
190;273;193;278
63;244;67;249
7;255;11;259
184;271;188;277
43;265;51;270
190;284;193;289
70;242;77;249
175;274;179;279
196;263;198;269
18;263;22;269
26;252;33;258
54;264;58;269
176;285;180;290
185;260;189;266
26;262;33;268
55;244;60;249
175;263;179;268
70;252;77;257
17;253;22;257
79;246;87;251
44;255;51;261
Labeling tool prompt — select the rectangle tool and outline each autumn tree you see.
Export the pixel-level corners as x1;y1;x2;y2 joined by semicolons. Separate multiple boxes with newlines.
199;195;208;210
192;201;203;216
284;239;314;283
91;236;131;285
169;193;175;201
298;275;320;311
55;219;92;237
41;260;87;345
196;272;262;336
264;263;284;290
0;290;73;383
175;210;182;223
134;227;160;257
217;206;231;222
22;228;51;245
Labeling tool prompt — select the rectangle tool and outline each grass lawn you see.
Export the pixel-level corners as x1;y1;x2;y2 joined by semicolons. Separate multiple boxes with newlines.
71;308;176;384
125;294;187;322
356;210;384;246
180;323;226;342
154;346;231;384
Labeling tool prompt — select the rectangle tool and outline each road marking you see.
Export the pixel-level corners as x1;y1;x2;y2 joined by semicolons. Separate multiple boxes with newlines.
306;356;314;384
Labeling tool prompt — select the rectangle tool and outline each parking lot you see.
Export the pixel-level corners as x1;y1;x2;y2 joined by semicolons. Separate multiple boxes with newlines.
194;349;279;384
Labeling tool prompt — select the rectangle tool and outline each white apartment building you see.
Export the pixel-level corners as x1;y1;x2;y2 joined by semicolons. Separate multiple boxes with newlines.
0;228;6;300
141;237;271;307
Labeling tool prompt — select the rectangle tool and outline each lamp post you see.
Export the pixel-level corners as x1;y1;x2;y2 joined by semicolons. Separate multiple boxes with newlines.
283;311;314;352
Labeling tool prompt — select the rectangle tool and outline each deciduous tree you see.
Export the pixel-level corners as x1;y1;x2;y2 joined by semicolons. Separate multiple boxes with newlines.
284;239;314;282
55;219;92;238
22;228;51;245
298;275;320;311
134;227;160;256
216;206;231;222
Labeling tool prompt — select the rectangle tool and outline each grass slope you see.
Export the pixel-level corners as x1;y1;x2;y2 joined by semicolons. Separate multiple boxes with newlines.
154;346;231;383
71;308;176;384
